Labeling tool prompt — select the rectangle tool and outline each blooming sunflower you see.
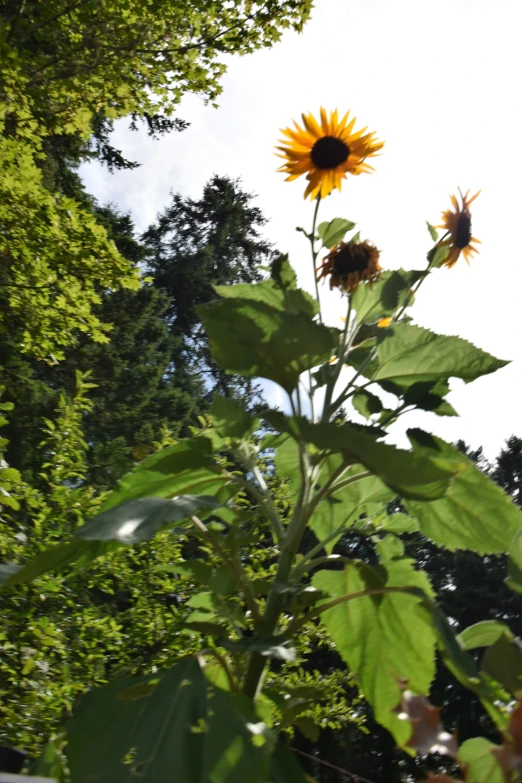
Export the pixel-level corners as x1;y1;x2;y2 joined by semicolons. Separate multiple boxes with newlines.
437;189;481;268
276;108;384;200
317;240;382;293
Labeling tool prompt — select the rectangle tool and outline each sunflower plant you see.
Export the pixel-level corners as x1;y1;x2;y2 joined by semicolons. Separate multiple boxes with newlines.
2;109;522;783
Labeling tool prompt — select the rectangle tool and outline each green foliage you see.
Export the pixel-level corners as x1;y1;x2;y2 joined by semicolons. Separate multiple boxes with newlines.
405;432;522;554
199;296;336;394
1;51;520;778
316;218;356;248
352;322;508;389
1;0;313;142
313;557;436;744
67;658;271;783
0;136;139;359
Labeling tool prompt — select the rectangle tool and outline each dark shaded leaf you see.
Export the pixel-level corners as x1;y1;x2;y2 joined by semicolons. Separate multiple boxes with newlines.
76;495;222;543
100;437;225;512
67;658;270;783
211;396;257;440
351;269;425;324
198;298;337;394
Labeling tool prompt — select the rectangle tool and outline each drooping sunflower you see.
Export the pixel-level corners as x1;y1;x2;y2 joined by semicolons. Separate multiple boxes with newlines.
317;240;382;293
437;189;481;268
276;108;384;200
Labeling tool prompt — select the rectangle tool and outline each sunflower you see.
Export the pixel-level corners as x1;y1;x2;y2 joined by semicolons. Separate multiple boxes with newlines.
276;108;384;200
437;189;481;268
317;240;382;293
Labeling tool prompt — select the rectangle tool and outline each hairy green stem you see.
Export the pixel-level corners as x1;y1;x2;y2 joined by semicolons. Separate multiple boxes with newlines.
242;445;312;699
321;299;352;422
310;196;322;324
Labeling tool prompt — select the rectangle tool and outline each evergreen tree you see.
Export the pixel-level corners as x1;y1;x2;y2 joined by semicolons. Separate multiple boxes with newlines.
142;175;273;402
1;178;274;485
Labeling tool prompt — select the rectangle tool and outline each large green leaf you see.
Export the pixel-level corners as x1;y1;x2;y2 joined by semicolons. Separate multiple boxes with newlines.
198;298;336;394
210;395;258;441
312;558;436;744
215;256;317;319
76;495;222;544
351;269;425;324
507;530;522;594
353;323;508;388
482;633;522;697
67;658;270;783
0;539;120;588
458;738;505;783
310;464;393;552
100;437;227;513
405;431;522;554
458;621;512;651
270;743;313;783
283;417;464;500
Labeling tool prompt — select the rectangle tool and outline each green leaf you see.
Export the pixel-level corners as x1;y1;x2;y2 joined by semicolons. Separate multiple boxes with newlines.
153;559;213;585
353;323;508;389
458;621;512;651
76;495;222;544
458;738;505;783
429;604;509;730
270;743;311;783
428;244;450;268
0;540;120;588
405;431;522;554
351;269;425;324
198;299;336;394
376;513;420;535
67;658;270;783
270;254;297;290
310;462;393;553
294;717;320;743
312;560;436;744
186;591;219;611
352;388;383;420
211;396;257;440
507;530;522;593
316;218;356;248
289;417;463;500
214;258;317;318
482;633;522;696
401;380;458;418
426;222;439;241
100;437;227;513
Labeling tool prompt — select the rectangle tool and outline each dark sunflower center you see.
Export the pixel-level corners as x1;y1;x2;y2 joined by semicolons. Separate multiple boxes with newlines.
334;244;371;276
311;136;350;169
455;212;472;248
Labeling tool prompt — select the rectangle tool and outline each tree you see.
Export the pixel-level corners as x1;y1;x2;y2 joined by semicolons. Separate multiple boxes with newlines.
1;179;274;486
1;0;313;142
0;0;312;360
143;174;273;401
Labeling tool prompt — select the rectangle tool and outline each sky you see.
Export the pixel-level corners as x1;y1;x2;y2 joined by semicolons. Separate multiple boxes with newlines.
80;0;522;460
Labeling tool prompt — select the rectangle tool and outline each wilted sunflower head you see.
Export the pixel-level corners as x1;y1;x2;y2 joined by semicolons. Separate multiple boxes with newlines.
437;188;481;268
317;240;382;293
276;108;384;200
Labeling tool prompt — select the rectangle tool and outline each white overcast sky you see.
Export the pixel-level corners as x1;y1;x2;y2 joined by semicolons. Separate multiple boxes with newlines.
81;0;522;460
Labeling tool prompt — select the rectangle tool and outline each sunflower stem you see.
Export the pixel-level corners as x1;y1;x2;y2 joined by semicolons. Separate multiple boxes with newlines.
310;196;323;324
